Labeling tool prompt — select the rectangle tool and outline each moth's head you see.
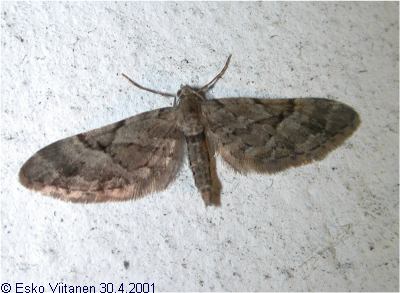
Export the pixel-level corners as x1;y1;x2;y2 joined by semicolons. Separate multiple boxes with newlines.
176;85;206;101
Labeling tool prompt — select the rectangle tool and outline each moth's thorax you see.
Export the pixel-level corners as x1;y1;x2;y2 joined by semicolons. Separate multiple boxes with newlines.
176;86;206;136
176;86;206;104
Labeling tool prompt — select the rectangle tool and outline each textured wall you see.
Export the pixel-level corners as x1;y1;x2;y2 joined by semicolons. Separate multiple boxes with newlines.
1;2;398;291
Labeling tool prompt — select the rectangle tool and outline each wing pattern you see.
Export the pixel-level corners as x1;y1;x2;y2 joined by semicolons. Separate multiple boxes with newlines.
19;108;184;202
202;98;360;173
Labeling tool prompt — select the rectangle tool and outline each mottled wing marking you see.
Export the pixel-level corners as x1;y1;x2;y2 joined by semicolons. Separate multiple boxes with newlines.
202;98;360;173
19;108;184;202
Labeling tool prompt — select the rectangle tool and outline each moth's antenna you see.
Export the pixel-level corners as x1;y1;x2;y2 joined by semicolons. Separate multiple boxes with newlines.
121;73;176;98
198;54;232;93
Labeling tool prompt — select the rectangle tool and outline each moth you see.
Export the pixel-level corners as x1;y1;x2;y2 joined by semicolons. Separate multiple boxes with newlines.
19;56;360;206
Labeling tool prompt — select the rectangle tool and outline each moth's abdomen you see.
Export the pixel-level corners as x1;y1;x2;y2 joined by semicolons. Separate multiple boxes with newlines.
185;133;214;206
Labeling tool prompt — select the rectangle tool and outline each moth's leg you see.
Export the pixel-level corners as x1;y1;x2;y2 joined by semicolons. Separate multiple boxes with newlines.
121;73;176;98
